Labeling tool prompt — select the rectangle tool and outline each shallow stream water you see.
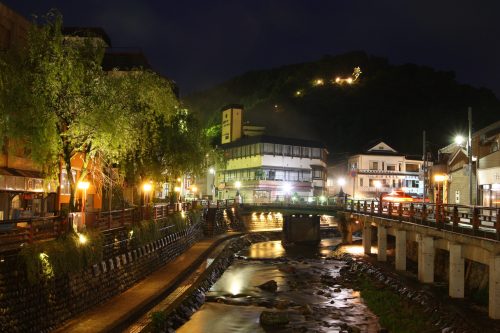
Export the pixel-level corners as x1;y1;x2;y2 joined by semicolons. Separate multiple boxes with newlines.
177;238;380;333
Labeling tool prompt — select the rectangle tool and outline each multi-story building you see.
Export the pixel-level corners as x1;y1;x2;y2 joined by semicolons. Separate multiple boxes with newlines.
477;121;500;208
215;105;328;203
327;141;425;200
438;120;500;207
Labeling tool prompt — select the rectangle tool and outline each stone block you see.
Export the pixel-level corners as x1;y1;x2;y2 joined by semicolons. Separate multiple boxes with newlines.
121;254;127;265
101;261;107;274
92;264;100;277
108;259;115;271
128;252;133;263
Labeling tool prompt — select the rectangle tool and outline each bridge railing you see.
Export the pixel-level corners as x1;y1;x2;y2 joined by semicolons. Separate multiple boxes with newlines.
0;202;204;252
346;199;499;239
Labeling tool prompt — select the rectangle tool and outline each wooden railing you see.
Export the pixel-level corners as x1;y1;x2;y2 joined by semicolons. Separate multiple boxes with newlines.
345;199;499;239
0;201;207;252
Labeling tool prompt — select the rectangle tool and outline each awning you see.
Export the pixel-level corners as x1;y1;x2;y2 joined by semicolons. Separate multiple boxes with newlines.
0;167;43;178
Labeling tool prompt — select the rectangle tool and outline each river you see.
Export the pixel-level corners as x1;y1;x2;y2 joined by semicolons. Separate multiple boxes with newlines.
177;238;381;333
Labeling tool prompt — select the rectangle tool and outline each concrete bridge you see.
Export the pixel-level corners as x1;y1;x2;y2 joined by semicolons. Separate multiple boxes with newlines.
238;199;500;319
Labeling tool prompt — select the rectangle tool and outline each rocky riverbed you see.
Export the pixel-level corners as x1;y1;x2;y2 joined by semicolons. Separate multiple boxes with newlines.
153;235;499;333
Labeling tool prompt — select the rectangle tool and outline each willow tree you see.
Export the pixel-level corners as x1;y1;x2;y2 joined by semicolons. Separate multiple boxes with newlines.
1;12;138;211
118;71;208;188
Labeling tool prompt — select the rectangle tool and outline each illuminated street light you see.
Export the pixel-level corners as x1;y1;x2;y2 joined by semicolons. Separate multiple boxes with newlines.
434;174;447;224
234;181;241;190
142;182;153;193
209;167;215;175
374;180;382;200
454;135;465;146
346;77;353;84
282;182;292;194
337;178;346;186
313;78;324;86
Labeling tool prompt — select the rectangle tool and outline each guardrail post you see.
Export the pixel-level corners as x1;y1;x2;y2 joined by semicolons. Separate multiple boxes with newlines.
370;201;374;214
363;200;367;213
452;206;459;227
472;207;480;231
422;204;427;223
388;202;393;217
398;203;403;218
409;203;415;221
356;201;361;212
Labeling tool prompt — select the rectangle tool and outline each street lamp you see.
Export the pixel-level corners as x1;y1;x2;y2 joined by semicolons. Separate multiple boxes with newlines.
434;174;447;225
234;181;242;203
191;185;198;199
77;181;90;229
374;180;382;200
142;182;153;220
209;167;216;200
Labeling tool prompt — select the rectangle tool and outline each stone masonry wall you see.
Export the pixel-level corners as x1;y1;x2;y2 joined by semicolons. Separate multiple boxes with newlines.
0;223;203;333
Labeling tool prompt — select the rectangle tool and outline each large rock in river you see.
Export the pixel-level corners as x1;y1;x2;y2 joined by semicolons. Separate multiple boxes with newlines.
258;280;278;292
259;311;289;327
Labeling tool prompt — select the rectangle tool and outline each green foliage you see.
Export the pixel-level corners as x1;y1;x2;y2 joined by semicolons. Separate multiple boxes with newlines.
18;230;104;285
357;276;439;333
130;211;196;247
0;11;211;210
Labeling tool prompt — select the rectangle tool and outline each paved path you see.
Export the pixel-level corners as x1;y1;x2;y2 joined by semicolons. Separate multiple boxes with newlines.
54;233;241;333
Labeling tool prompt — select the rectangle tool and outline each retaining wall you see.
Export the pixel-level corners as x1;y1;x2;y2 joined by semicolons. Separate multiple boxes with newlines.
0;223;203;333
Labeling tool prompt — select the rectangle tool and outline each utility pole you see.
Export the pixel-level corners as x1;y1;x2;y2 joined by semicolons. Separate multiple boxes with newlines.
468;107;473;206
423;130;427;202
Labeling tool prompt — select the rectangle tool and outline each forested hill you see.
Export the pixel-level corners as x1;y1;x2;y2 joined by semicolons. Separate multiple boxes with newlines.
185;51;500;160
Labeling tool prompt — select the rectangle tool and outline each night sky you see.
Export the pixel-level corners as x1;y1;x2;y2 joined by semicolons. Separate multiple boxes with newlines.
3;0;500;98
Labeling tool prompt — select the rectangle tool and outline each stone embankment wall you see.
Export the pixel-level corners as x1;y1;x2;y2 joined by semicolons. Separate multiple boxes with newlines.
0;223;204;333
141;232;281;332
241;211;284;230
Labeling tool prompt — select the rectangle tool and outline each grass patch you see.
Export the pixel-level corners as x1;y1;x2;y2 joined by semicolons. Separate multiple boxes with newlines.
357;276;440;333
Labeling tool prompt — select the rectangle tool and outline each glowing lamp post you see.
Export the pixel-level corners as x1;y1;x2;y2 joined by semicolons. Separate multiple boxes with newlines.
374;180;382;201
142;182;153;220
77;181;90;228
234;181;242;204
174;186;181;202
434;174;447;225
282;182;293;204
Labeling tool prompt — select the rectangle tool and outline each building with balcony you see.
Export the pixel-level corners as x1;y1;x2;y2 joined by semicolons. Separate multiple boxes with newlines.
215;105;328;203
327;141;425;200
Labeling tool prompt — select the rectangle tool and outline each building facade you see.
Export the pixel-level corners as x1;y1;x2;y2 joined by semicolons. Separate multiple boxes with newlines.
216;105;327;203
327;141;425;200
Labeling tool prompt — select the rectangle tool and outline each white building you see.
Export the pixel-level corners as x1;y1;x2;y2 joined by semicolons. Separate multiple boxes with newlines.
214;105;328;203
327;141;426;200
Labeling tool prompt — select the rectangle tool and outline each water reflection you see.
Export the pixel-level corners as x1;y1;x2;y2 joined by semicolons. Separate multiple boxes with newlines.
238;238;342;260
178;238;380;333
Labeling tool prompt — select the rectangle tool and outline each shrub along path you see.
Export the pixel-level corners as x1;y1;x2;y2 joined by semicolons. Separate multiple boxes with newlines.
53;232;241;333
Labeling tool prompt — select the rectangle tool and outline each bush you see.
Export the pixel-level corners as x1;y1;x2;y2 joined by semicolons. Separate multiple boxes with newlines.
18;229;104;285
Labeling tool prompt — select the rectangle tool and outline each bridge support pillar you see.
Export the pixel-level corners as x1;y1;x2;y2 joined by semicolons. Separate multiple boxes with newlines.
362;217;372;254
449;243;464;298
489;256;500;319
377;224;387;262
395;229;406;271
418;235;435;283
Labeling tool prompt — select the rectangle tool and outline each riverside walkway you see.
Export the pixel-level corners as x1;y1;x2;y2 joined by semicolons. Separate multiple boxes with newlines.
54;232;241;333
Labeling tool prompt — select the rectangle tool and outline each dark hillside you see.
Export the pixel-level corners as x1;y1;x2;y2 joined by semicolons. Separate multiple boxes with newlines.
185;51;500;159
